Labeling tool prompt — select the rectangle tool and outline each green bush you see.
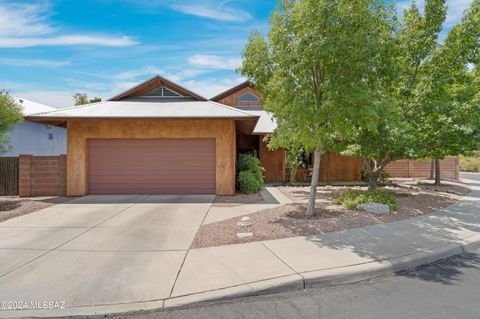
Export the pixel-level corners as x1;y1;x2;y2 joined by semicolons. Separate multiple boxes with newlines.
337;189;397;211
237;170;262;194
460;155;480;172
236;153;264;193
237;153;262;174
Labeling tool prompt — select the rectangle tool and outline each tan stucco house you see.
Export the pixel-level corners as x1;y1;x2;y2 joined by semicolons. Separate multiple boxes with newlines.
27;76;284;196
24;75;459;197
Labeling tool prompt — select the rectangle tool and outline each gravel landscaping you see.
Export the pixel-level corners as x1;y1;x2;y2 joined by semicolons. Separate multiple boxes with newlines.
211;192;268;207
0;196;71;222
191;179;470;248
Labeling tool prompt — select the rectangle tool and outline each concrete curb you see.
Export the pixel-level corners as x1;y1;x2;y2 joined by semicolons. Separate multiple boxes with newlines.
2;237;474;319
160;238;476;309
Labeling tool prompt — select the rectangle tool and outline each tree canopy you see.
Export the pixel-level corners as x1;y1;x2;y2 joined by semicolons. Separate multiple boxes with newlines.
0;92;23;155
346;0;480;188
240;0;397;215
73;93;102;106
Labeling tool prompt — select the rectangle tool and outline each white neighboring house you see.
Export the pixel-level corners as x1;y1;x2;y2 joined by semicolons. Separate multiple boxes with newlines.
2;97;66;156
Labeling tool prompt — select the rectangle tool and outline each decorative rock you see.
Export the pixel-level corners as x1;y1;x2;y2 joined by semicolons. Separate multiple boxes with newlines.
357;202;390;214
236;221;253;227
240;216;250;221
236;232;253;238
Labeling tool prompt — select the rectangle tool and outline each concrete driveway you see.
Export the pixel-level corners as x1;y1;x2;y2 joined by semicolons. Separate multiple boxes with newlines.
0;194;214;313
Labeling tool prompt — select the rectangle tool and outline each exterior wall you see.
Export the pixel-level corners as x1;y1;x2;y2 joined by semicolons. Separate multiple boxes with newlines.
259;139;285;182
385;157;459;180
19;155;66;197
3;121;66;156
67;119;236;196
216;86;262;107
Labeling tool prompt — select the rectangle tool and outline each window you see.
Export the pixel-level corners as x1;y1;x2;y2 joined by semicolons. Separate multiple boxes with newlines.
144;87;182;97
48;133;54;140
238;93;258;103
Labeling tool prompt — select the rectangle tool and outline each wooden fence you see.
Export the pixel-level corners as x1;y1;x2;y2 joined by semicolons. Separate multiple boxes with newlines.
0;157;19;195
287;153;362;182
385;157;459;180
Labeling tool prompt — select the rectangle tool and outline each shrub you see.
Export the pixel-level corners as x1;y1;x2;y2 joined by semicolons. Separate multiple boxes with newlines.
337;189;397;211
236;153;264;193
237;154;262;174
237;170;262;194
460;155;480;172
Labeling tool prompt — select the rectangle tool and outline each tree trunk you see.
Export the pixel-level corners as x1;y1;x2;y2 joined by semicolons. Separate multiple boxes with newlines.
306;145;321;218
429;160;435;180
289;166;297;184
434;158;441;185
368;172;381;191
325;153;331;185
363;158;381;191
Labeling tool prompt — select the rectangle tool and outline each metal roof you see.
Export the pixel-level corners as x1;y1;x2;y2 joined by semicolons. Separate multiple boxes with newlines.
246;110;277;134
26;100;258;120
13;96;56;115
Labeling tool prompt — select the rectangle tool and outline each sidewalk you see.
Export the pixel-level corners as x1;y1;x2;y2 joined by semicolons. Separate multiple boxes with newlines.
3;176;480;317
166;176;480;307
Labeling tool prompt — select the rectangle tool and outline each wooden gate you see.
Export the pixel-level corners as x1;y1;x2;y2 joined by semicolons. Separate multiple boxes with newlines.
0;157;19;195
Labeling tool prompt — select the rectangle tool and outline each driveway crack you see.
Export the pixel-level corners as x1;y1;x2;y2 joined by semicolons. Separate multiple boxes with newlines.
167;195;214;298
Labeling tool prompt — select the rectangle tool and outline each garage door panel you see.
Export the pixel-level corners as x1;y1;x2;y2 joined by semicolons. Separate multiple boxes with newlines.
88;139;216;195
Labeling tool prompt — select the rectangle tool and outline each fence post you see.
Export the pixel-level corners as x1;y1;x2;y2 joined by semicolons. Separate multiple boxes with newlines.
19;154;32;197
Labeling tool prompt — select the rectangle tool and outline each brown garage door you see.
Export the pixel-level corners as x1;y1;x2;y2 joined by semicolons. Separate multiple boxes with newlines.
88;139;216;195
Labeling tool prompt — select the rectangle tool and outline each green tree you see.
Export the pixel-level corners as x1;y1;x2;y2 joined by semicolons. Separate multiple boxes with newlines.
415;2;480;184
350;0;480;189
73;93;102;106
240;0;396;216
0;92;23;154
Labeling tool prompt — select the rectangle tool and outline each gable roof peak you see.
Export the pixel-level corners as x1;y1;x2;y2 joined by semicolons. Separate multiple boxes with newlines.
210;80;256;102
108;75;206;102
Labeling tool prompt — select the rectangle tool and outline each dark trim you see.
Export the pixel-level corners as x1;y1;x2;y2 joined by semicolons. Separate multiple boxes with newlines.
210;81;254;102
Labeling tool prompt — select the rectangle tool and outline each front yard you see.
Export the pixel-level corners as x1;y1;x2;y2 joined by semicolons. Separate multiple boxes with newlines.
191;179;470;248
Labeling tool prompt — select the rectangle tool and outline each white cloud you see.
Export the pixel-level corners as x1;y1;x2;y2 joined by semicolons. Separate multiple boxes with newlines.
0;58;70;67
182;77;245;98
112;66;164;81
171;3;251;22
110;66;207;83
0;3;53;36
188;54;242;70
0;35;137;48
0;2;137;48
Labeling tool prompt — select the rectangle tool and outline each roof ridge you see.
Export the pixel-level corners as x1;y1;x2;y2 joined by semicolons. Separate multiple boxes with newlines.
207;100;259;117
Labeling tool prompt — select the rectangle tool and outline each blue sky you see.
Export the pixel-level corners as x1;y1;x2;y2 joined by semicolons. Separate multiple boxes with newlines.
0;0;473;107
